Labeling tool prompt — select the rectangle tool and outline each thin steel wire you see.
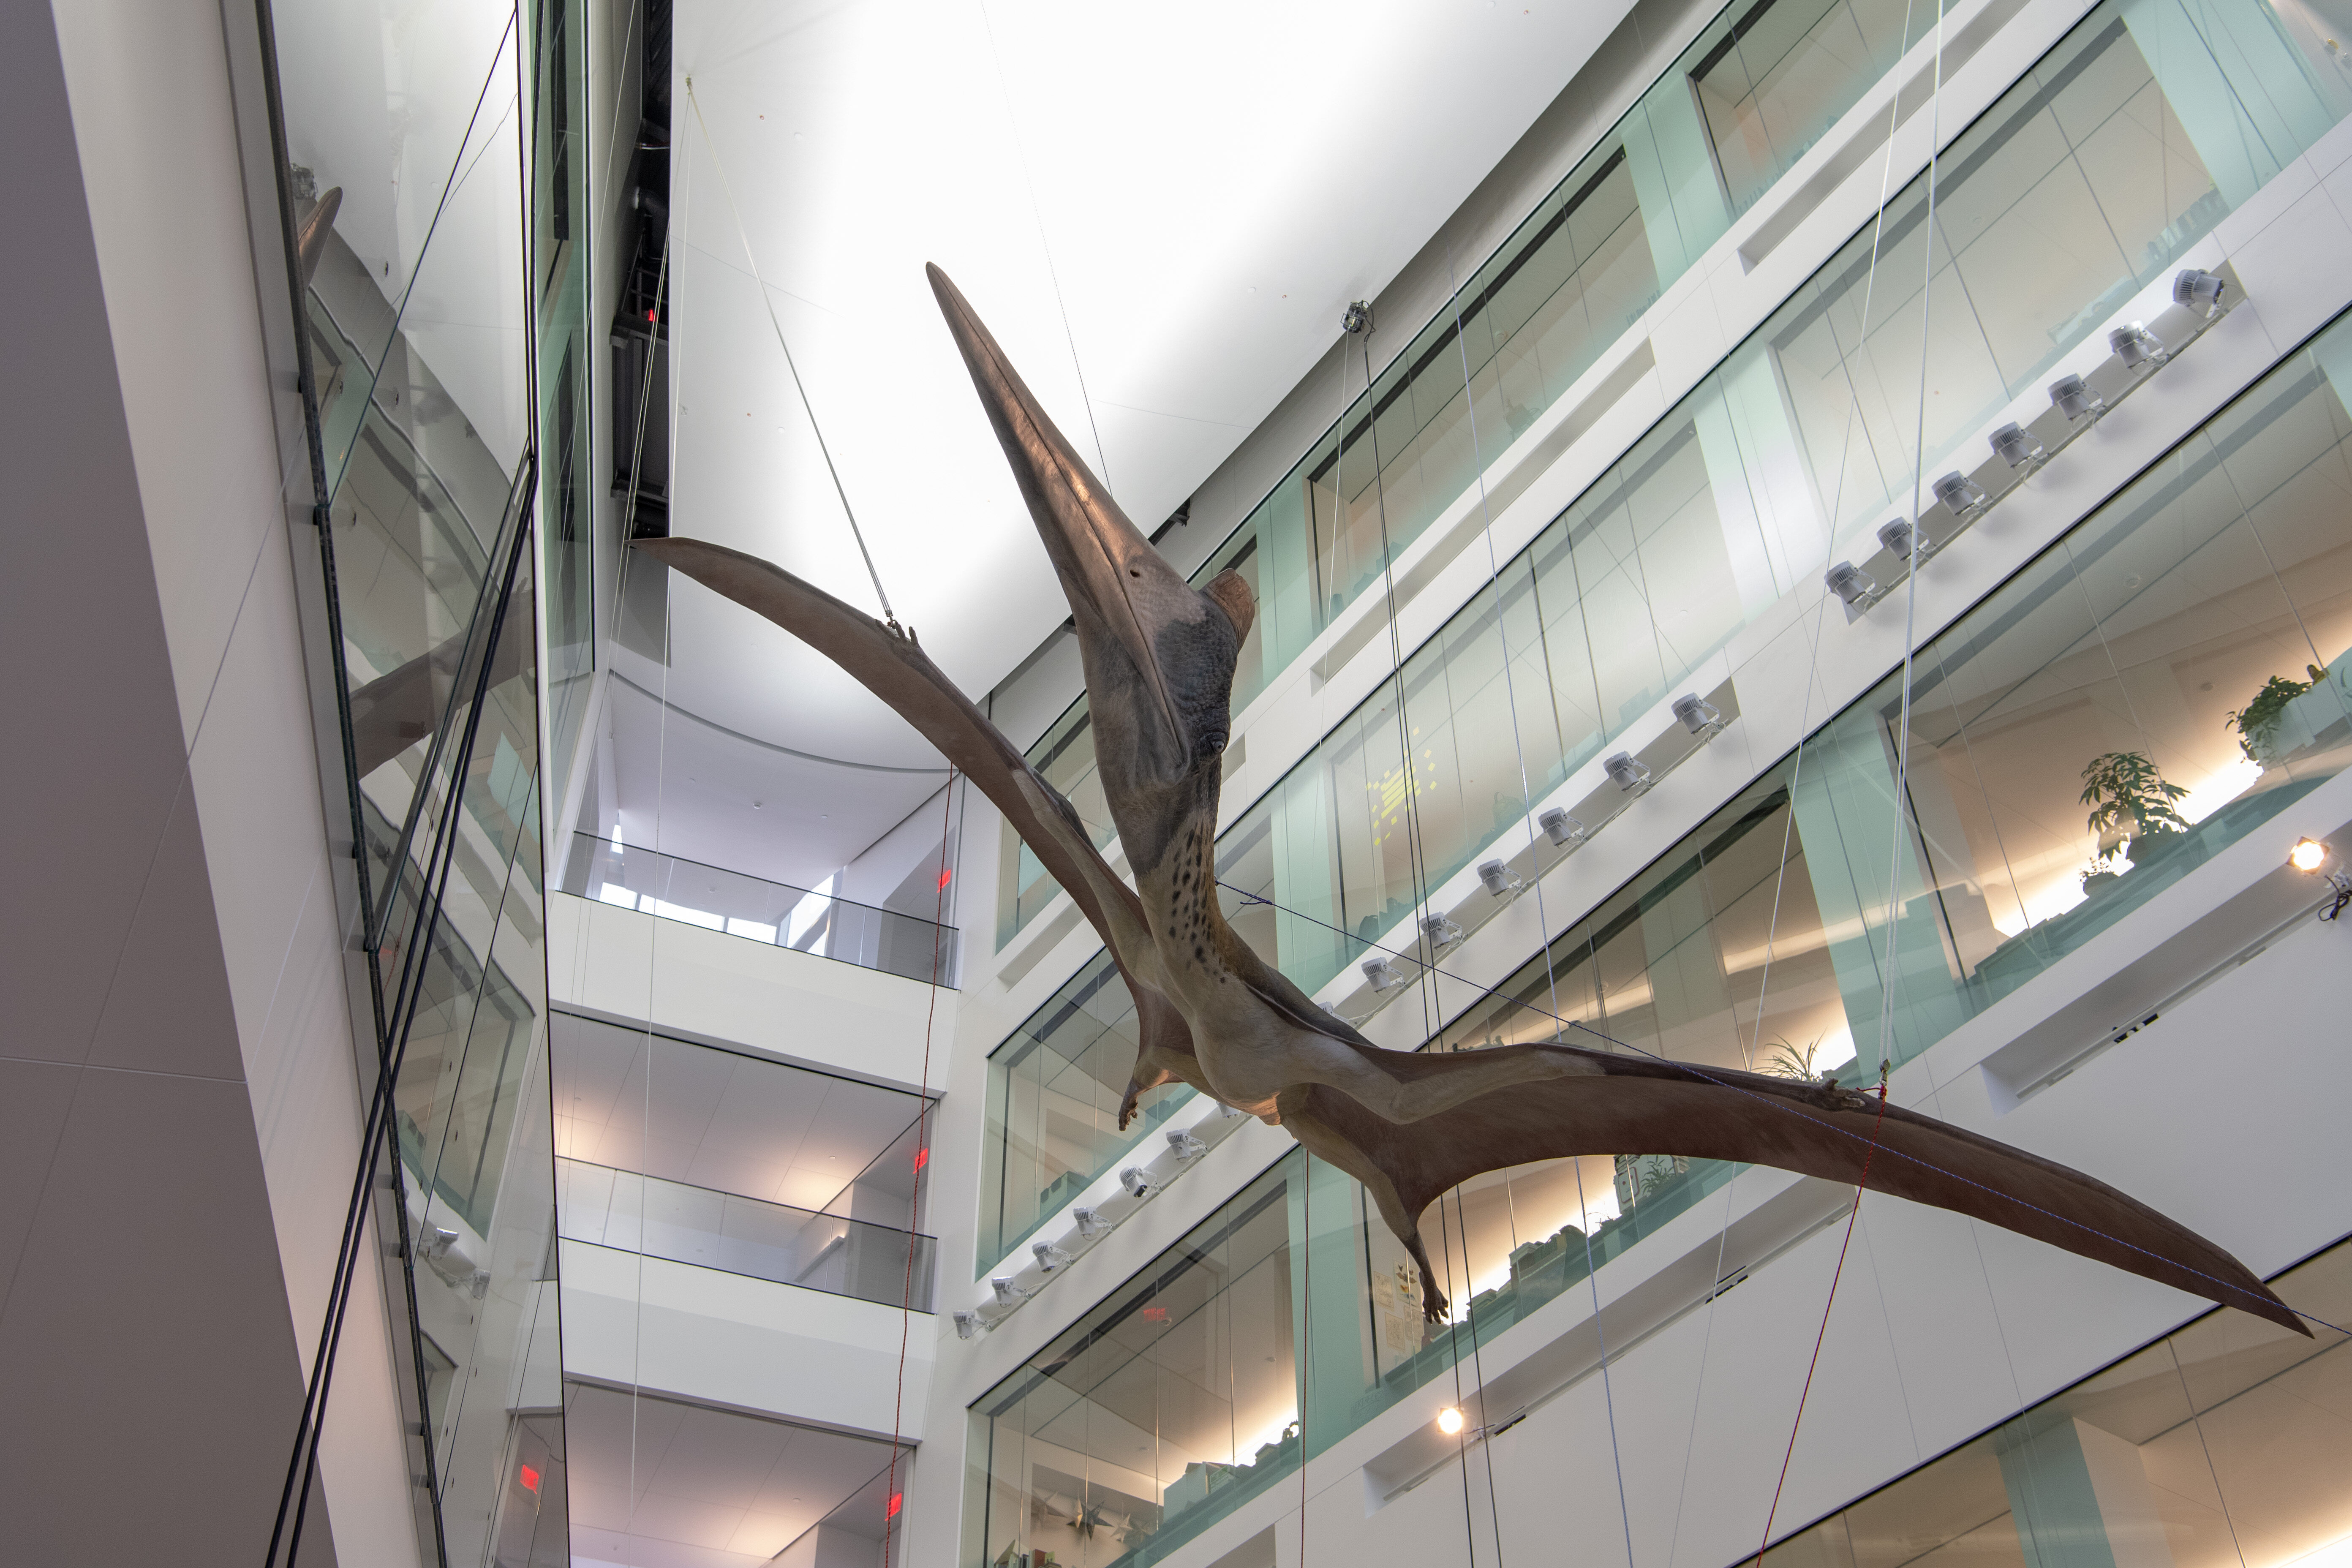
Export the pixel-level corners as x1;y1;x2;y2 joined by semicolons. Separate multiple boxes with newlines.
682;76;897;624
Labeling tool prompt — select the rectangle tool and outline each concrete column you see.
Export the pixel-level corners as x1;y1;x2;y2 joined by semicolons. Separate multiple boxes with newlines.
1996;1413;2178;1568
2120;0;2339;207
1621;74;1735;288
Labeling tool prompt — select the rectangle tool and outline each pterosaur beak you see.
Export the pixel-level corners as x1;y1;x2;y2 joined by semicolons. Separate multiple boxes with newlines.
927;263;1195;754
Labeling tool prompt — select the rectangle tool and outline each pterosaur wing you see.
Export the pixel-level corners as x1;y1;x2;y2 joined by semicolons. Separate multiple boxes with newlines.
632;537;1168;1006
1297;1043;2304;1333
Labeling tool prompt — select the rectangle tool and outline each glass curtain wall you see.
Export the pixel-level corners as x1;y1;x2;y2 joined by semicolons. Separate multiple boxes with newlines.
979;952;1201;1272
264;1;577;1563
1000;0;2352;945
967;1179;2352;1568
977;301;2352;1286
1025;311;2352;1499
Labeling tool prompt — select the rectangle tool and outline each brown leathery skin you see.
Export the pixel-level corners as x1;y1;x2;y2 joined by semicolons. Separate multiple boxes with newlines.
629;267;2308;1339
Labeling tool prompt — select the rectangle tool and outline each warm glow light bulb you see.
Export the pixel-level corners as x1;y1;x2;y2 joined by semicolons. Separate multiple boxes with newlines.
1436;1407;1466;1436
2291;837;2329;873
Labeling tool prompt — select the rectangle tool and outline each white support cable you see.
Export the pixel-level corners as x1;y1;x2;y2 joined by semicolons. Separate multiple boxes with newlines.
681;77;897;625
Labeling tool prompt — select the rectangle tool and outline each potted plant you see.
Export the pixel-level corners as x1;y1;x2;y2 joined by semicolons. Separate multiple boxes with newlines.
2079;750;2190;889
2225;665;2328;763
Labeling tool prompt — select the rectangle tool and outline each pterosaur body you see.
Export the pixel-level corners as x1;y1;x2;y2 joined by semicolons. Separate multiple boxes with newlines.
636;266;2303;1337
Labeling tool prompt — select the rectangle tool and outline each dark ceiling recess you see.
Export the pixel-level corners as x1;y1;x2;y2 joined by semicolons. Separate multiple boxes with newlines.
612;0;673;542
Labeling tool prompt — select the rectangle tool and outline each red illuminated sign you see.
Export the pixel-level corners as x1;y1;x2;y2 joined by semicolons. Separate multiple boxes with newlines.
518;1464;541;1494
887;1492;903;1518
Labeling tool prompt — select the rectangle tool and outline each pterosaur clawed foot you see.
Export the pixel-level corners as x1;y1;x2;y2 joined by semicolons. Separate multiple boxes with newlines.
632;265;2304;1337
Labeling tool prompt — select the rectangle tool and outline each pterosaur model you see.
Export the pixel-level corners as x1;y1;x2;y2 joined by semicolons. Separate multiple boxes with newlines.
636;266;2303;1336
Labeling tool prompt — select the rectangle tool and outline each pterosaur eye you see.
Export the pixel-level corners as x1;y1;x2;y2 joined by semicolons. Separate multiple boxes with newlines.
1129;568;1141;577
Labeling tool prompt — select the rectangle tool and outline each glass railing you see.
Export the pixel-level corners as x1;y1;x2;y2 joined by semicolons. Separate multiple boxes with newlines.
261;5;581;1560
965;306;2352;1561
558;1158;937;1310
970;1165;2352;1568
562;832;961;986
999;0;2352;946
978;951;1200;1274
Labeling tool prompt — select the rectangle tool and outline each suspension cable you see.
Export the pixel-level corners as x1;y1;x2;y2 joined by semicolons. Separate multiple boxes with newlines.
682;77;898;626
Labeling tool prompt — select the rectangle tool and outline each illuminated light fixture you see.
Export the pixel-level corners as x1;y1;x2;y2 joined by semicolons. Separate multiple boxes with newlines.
1437;1407;1466;1436
1989;422;2044;469
1825;560;1878;609
1672;693;1724;738
953;1310;985;1339
1165;1128;1209;1162
1033;1241;1073;1272
1604;751;1653;793
1478;858;1524;897
1539;808;1587;847
1932;471;1989;517
2049;373;2104;421
2109;321;2168;369
1119;1166;1158;1199
2173;268;2227;316
1421;913;1466;954
991;1276;1028;1307
1073;1206;1109;1238
1363;956;1407;991
1341;300;1375;336
2291;838;2352;922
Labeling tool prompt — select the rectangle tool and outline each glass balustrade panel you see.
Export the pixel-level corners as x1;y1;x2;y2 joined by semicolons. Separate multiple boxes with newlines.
558;1159;937;1309
979;951;1196;1276
567;833;959;986
1002;0;2349;956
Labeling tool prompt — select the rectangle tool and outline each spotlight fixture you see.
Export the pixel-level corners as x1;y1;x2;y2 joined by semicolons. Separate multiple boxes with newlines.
1033;1241;1073;1272
1342;300;1375;336
1478;858;1525;897
1363;956;1407;991
2048;373;2104;422
1989;422;2044;469
1672;692;1724;738
1219;1100;1250;1120
1825;560;1878;609
1437;1407;1466;1436
2173;268;2227;316
1166;1128;1209;1162
953;1310;985;1339
1932;471;1988;516
1539;807;1587;847
1073;1206;1109;1239
1119;1167;1158;1199
1604;751;1653;793
2109;321;2167;369
2291;837;2352;920
991;1276;1029;1307
1877;518;1930;561
1421;913;1466;954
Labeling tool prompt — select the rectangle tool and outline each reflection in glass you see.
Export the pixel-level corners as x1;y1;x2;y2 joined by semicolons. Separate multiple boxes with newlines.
1000;0;2351;950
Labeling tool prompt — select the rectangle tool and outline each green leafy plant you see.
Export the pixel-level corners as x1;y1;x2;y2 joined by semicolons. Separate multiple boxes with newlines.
1761;1035;1832;1083
2080;751;2189;849
2224;666;2327;761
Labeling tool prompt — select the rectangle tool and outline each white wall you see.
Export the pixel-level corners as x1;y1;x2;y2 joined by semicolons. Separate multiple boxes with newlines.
1;1;418;1562
561;1242;934;1440
549;891;957;1096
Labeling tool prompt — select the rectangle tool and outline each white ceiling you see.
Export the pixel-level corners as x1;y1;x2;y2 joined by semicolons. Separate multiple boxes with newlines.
625;0;1622;860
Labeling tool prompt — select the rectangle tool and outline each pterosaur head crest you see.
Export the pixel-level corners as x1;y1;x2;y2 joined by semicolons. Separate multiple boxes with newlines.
928;264;1254;868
